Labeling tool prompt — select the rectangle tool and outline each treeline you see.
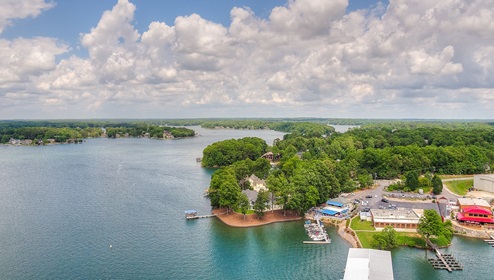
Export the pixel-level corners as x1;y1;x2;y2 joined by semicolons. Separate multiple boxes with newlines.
206;123;494;216
201;120;334;137
105;125;194;138
0;121;195;144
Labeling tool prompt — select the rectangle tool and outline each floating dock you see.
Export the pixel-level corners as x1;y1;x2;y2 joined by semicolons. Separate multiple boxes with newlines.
303;218;331;244
484;234;494;247
426;239;462;272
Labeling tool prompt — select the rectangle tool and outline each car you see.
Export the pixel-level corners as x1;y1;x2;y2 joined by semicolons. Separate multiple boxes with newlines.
381;198;389;203
365;194;373;198
362;207;370;212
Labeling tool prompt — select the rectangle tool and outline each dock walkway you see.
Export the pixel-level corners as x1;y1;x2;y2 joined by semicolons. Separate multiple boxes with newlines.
484;233;494;247
426;239;462;272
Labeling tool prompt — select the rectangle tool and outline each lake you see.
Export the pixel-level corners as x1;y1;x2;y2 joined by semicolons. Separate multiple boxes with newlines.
0;126;491;279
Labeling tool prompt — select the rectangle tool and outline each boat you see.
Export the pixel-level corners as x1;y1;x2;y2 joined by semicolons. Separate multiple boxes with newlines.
184;210;198;219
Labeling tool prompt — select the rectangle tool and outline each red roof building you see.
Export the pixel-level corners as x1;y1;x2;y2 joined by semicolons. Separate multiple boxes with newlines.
456;206;494;224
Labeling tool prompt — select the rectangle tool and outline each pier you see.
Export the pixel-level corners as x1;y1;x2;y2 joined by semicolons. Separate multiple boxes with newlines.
484;233;494;247
426;239;463;272
303;218;331;244
184;210;216;220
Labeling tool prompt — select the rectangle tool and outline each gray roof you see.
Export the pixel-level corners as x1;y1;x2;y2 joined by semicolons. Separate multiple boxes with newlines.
343;248;394;280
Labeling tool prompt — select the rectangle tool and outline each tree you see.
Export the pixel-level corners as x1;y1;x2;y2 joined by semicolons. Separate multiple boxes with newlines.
371;226;398;250
417;209;443;241
238;192;250;220
405;171;419;191
432;175;443;195
253;190;269;219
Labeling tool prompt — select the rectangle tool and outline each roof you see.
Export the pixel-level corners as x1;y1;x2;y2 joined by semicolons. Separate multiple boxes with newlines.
457;213;494;223
242;189;258;203
326;200;344;207
370;209;421;224
457;197;491;208
320;209;338;215
343;248;394;280
462;206;493;215
184;210;197;214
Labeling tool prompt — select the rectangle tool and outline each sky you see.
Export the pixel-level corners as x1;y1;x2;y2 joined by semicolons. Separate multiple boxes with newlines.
1;0;493;120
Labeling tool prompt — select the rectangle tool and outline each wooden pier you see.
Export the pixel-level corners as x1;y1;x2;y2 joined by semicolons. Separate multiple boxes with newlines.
426;239;462;272
484;233;494;247
184;210;216;220
188;214;216;219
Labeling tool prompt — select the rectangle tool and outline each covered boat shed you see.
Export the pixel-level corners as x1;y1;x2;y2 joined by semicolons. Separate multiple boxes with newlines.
343;248;394;280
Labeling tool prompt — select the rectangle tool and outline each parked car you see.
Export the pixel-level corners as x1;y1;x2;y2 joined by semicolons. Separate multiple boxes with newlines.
381;198;389;203
362;207;370;212
365;195;373;198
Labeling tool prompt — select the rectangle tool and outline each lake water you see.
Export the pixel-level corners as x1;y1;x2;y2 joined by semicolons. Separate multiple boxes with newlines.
0;126;491;279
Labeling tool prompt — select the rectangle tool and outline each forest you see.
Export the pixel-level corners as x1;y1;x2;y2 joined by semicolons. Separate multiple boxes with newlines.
206;122;494;216
0;120;195;144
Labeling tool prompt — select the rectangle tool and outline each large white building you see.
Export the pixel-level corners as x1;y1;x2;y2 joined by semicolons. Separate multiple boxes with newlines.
474;174;494;193
343;248;394;280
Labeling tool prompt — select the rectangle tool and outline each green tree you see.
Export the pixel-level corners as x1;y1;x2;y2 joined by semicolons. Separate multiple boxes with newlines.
432;175;443;195
238;192;250;220
253;190;269;219
405;171;419;191
371;226;398;250
417;209;443;243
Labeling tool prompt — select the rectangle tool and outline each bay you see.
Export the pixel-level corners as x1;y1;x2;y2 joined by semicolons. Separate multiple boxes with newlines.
0;126;490;279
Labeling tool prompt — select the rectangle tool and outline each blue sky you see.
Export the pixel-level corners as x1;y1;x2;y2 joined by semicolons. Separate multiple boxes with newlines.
1;0;493;120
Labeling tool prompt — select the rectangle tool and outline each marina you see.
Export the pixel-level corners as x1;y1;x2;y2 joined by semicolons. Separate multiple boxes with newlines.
304;218;331;244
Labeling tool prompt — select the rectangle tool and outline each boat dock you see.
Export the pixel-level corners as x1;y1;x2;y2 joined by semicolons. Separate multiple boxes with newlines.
184;210;216;220
303;218;331;244
484;233;494;247
426;239;462;272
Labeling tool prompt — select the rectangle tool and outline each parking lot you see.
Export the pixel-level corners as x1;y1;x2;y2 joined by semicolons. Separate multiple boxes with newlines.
353;180;444;212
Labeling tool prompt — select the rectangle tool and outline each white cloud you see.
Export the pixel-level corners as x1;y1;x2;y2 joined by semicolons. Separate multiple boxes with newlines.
0;0;54;34
2;0;494;119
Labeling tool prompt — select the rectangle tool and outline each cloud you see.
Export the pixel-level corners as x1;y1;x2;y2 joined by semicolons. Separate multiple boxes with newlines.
2;0;494;119
0;0;54;34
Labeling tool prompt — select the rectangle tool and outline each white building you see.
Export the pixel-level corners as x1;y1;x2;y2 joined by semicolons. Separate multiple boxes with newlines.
343;248;394;280
474;174;494;193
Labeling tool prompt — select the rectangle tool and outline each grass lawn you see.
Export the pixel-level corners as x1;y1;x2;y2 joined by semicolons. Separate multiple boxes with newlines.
445;179;473;196
396;233;426;248
438;174;474;179
350;217;375;231
355;231;379;248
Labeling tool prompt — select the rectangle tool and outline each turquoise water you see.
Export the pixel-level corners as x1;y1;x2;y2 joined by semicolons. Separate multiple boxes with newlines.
0;127;490;279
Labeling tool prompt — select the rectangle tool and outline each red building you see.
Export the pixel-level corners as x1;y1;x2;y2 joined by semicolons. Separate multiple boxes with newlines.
456;206;494;224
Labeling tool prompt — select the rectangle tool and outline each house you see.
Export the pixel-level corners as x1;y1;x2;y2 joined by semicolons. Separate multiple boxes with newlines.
242;189;259;208
247;174;267;192
163;130;174;139
473;174;494;193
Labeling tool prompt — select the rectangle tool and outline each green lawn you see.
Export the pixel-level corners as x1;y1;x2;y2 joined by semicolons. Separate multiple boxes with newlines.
356;231;427;249
350;217;375;231
445;179;473;196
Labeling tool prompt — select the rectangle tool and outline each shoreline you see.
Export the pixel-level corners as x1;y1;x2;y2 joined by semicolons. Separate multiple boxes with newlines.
212;208;302;227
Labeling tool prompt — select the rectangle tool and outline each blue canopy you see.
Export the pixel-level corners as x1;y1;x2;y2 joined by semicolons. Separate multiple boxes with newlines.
184;210;197;214
320;209;338;216
326;200;344;207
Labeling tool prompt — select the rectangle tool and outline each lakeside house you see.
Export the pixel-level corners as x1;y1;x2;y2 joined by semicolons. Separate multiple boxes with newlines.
247;174;267;192
241;174;281;211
